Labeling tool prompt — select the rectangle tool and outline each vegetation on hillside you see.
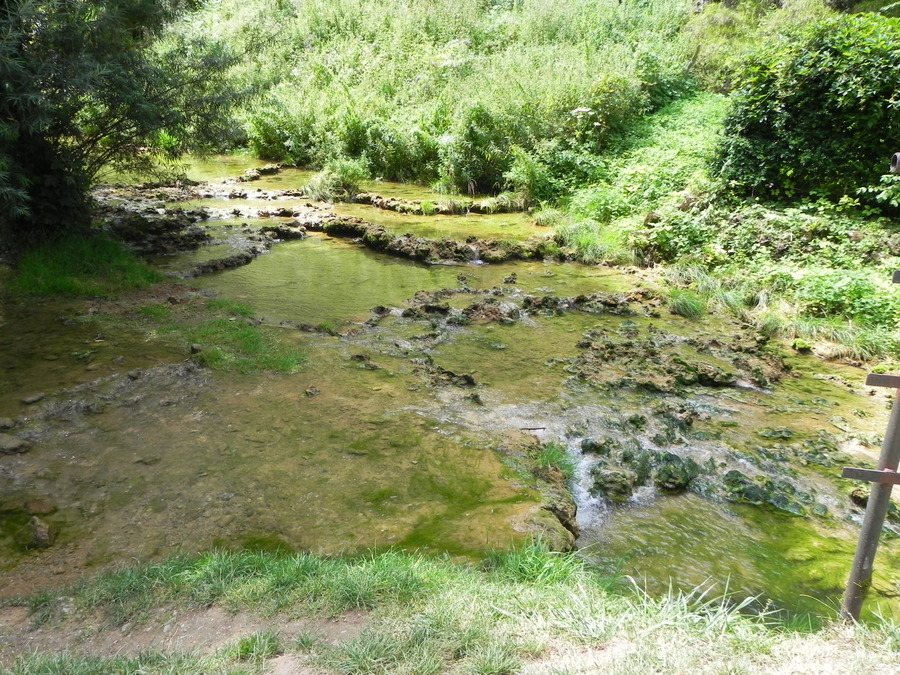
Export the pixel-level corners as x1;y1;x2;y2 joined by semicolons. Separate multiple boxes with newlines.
4;0;898;359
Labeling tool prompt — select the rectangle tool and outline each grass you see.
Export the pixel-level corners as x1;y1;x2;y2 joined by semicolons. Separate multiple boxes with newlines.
4;544;900;674
667;288;706;319
7;234;163;299
140;299;306;374
5;234;307;374
663;264;900;361
533;442;578;483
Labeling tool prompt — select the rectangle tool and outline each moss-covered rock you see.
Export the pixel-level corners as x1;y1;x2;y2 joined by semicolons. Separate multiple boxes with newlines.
722;470;808;517
652;452;702;493
591;467;637;503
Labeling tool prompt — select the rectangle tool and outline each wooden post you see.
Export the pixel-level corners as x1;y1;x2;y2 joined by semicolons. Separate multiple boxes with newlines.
840;270;900;622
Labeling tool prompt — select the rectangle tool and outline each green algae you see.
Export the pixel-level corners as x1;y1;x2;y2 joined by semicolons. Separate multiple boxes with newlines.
335;203;543;242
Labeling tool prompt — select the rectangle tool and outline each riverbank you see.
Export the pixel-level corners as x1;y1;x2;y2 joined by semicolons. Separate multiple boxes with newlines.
3;163;900;633
2;545;899;673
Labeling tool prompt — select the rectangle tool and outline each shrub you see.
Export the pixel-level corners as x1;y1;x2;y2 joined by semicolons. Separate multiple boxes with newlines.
303;158;370;202
715;14;900;199
793;269;900;328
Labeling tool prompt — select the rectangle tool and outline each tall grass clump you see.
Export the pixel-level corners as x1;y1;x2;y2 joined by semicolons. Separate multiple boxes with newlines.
8;235;162;298
302;158;369;202
667;288;706;319
554;219;635;264
534;441;578;482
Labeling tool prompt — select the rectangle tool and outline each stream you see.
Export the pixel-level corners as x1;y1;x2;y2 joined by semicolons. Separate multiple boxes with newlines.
2;156;899;623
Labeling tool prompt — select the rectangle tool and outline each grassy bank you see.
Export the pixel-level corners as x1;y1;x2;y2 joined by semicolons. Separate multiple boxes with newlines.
2;545;900;673
4;235;306;375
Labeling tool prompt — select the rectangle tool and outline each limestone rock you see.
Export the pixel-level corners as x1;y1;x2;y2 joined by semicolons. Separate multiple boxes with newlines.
28;516;57;549
0;433;29;455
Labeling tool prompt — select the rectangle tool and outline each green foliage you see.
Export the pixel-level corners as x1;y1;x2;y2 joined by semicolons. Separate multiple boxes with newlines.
858;174;900;211
503;147;558;206
193;0;697;195
0;0;244;246
715;13;900;199
8;235;163;298
558;93;728;263
138;304;173;321
303;158;370;202
794;269;900;328
185;318;306;374
482;540;582;585
227;630;282;661
681;0;831;92
206;299;255;318
9;548;900;674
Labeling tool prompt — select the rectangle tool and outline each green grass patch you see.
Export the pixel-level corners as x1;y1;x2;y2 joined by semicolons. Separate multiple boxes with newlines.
138;298;306;374
667;288;706;319
184;317;305;374
533;441;578;483
8;235;162;299
6;545;900;674
226;630;282;662
206;298;254;317
138;303;173;321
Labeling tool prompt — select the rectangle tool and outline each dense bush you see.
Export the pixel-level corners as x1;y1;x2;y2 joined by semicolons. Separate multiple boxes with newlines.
1;0;243;248
794;269;900;328
715;13;900;199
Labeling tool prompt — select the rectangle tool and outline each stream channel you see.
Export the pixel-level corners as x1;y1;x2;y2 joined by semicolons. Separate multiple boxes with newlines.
2;156;900;623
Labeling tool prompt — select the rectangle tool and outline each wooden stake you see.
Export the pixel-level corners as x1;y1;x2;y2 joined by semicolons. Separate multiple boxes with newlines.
840;378;900;621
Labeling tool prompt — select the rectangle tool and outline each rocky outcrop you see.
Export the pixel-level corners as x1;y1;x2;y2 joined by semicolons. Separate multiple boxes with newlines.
99;206;210;256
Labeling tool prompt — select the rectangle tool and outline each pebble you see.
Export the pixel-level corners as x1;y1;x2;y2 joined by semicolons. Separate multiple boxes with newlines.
22;393;45;405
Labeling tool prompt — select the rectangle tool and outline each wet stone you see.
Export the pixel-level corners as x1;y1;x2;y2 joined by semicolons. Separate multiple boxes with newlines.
591;468;637;504
652;452;702;493
28;516;57;549
0;417;14;430
0;433;29;455
21;392;46;405
580;436;618;455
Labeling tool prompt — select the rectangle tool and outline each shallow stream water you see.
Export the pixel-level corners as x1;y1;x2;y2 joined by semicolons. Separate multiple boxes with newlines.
2;158;899;622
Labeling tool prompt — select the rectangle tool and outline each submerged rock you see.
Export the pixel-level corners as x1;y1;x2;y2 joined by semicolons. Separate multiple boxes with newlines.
28;516;57;549
0;433;29;455
652;452;702;493
722;470;808;516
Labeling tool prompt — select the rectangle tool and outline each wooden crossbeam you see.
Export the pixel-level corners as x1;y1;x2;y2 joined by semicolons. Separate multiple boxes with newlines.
841;467;900;485
866;373;900;389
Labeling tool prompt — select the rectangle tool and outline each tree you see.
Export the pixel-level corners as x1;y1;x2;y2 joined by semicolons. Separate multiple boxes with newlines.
714;14;900;200
0;0;243;247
